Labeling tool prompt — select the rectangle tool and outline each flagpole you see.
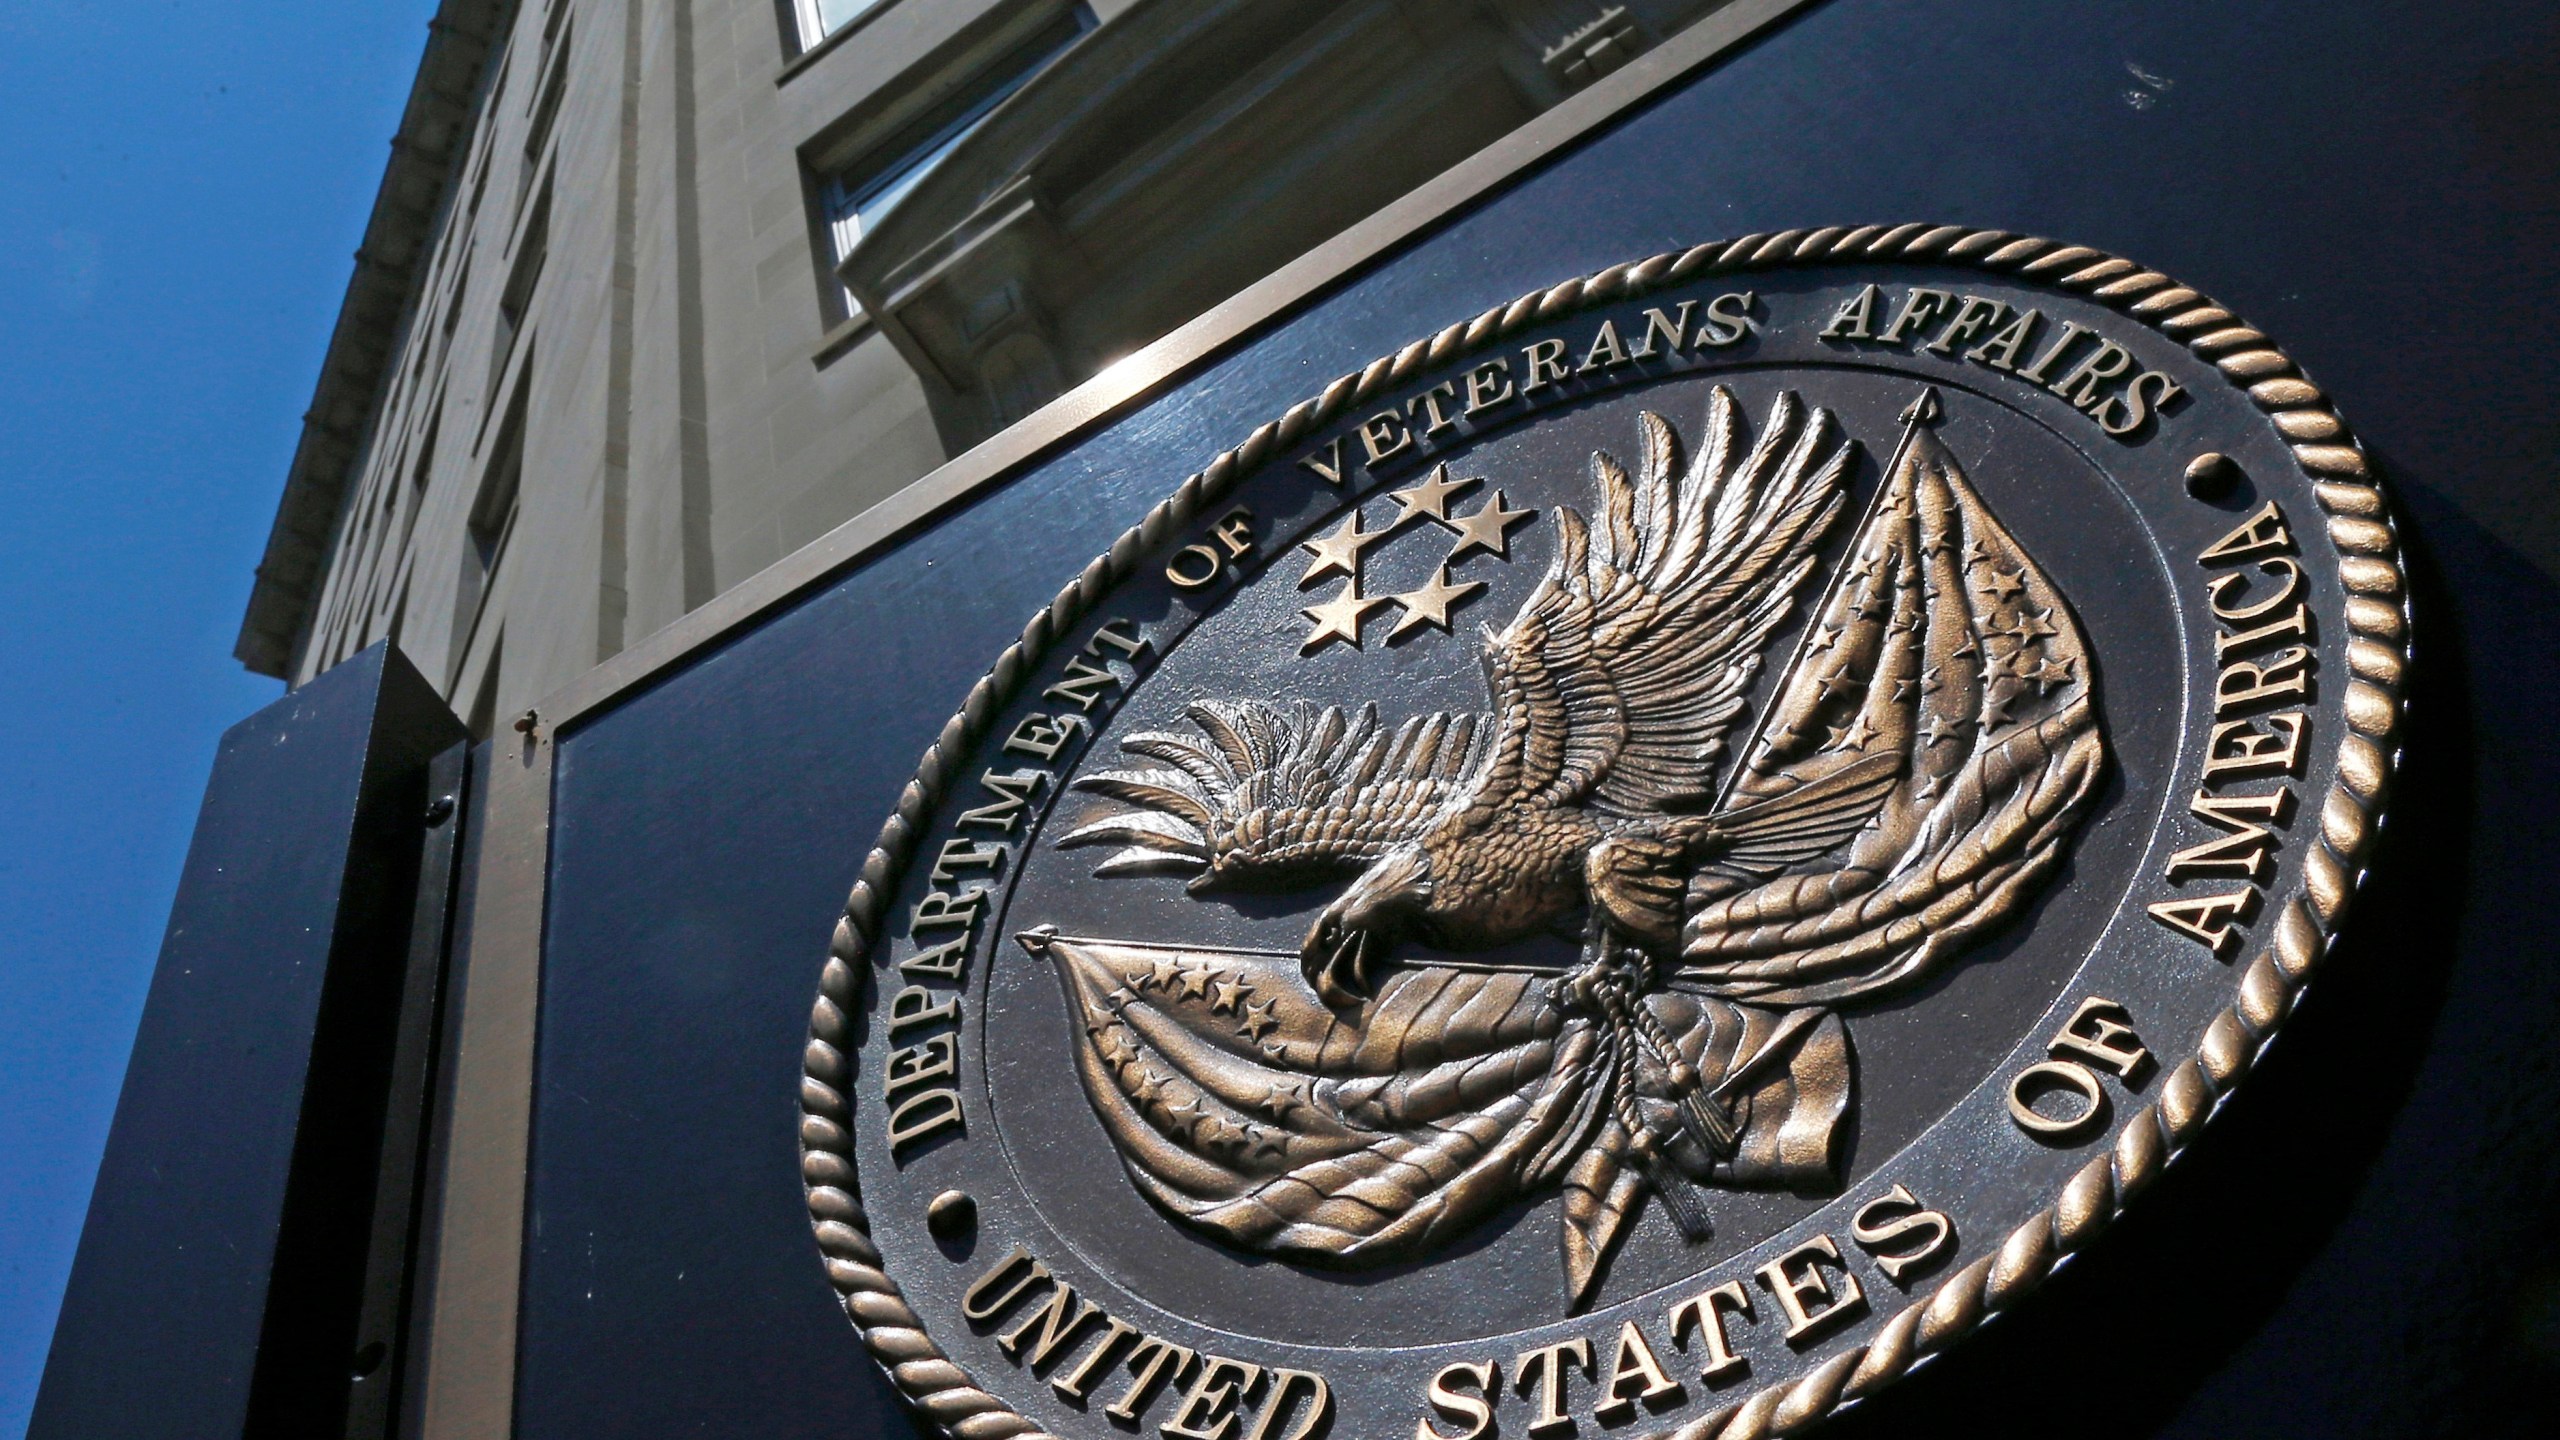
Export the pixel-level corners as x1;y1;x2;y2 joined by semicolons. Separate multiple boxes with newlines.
1705;385;1942;815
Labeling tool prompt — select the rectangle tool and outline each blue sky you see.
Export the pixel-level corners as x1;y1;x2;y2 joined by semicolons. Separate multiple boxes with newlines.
0;3;439;1430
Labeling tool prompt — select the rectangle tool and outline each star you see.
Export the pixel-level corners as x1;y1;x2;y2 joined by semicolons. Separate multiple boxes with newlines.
1920;531;1953;560
1194;1113;1238;1154
1806;623;1846;656
1827;713;1879;752
1384;567;1487;641
1913;771;1947;802
1093;1025;1138;1067
1141;957;1181;993
1208;974;1251;1015
1917;665;1945;697
2034;655;2079;692
1248;1133;1291;1164
1299;511;1388;586
1261;1082;1310;1123
1963;539;1994;567
1129;1067;1167;1105
1892;676;1918;702
1818;671;1860;702
1976;567;2026;603
1239;995;1281;1043
1981;683;2019;729
1300;583;1386;653
2018;607;2059;638
1446;489;1533;561
1949;634;1980;663
1385;464;1480;530
1175;962;1214;1001
1919;712;1963;748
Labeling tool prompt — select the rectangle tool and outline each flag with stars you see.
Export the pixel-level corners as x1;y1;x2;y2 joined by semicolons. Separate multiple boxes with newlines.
1025;932;1848;1262
1677;400;2107;1007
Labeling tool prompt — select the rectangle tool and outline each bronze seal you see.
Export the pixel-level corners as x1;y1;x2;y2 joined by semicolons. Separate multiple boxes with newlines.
800;226;2406;1440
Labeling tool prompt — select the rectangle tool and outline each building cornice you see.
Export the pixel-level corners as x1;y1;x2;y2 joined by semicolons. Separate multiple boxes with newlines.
234;0;518;679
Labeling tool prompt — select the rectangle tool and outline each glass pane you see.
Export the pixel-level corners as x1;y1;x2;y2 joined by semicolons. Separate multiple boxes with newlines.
814;0;884;39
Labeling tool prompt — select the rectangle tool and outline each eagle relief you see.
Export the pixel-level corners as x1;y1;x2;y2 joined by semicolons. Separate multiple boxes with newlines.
1031;384;2103;1310
805;237;2404;1440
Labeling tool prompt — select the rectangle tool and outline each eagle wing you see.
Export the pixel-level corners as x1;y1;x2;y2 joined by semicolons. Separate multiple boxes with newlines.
1059;699;1481;888
1478;387;1856;819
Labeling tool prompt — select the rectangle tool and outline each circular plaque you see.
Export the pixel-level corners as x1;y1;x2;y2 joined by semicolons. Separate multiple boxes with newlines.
800;226;2406;1440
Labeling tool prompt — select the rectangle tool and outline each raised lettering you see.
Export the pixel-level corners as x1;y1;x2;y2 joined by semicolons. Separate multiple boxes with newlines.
961;1248;1047;1322
1696;290;1756;347
885;1034;957;1095
2047;339;2136;411
1162;1355;1264;1440
1464;358;1515;414
886;1087;962;1153
2008;1060;2107;1138
1244;1370;1330;1440
1820;284;1881;340
998;1281;1102;1367
1877;288;1953;345
2097;370;2185;436
930;838;1004;882
2167;788;2292;883
1359;411;1412;465
2202;712;2308;784
2015;319;2094;384
2199;502;2295;565
909;886;986;931
1107;1336;1197;1424
2215;646;2313;715
1665;1281;1754;1382
2148;888;2260;957
1754;1236;1866;1344
887;985;961;1036
1003;712;1085;761
1633;299;1700;355
1965;306;2040;371
958;767;1049;832
1512;1338;1592;1435
1592;1320;1680;1419
1417;1362;1497;1440
1408;382;1462;435
899;933;969;981
1849;1184;1956;1283
2049;997;2153;1081
1580;319;1631;372
1521;339;1571;392
1049;1317;1138;1402
1297;435;1347;486
1925;295;2007;354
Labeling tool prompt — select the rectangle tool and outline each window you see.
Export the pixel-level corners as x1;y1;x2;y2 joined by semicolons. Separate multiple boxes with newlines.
452;372;527;681
520;15;572;213
817;20;1085;317
489;179;549;402
793;0;887;52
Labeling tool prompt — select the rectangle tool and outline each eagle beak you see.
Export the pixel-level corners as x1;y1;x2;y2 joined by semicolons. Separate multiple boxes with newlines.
1301;909;1369;1008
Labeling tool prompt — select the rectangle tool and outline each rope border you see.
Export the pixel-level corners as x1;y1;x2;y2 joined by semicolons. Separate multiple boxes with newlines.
797;224;2409;1440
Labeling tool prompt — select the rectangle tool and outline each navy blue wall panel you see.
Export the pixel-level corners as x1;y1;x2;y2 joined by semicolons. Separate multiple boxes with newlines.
521;3;2560;1436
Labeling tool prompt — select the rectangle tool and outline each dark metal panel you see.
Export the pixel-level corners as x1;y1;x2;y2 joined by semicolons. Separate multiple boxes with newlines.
347;743;473;1440
514;2;2560;1437
29;644;467;1440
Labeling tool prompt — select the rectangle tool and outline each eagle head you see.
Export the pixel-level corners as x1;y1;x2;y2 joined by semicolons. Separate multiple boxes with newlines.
1302;843;1433;1006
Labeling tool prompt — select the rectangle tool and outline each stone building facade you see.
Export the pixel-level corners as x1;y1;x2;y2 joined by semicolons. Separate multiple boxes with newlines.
239;0;1743;731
